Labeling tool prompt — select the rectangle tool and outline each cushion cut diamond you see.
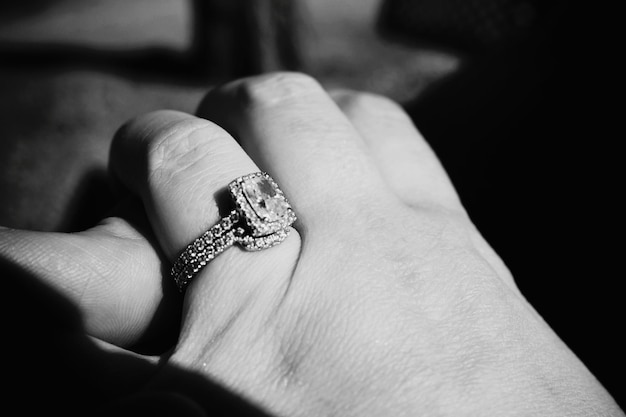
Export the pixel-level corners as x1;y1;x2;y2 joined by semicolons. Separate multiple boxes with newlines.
242;176;290;222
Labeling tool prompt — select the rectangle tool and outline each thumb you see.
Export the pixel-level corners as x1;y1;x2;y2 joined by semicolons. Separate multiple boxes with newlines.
0;200;180;351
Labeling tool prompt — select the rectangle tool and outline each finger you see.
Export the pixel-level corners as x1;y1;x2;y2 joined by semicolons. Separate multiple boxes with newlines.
330;91;520;289
331;89;462;210
110;110;259;259
0;202;176;350
197;72;393;228
110;110;301;337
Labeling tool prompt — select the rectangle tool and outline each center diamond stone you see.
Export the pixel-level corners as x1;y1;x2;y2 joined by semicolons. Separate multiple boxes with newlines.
242;176;289;222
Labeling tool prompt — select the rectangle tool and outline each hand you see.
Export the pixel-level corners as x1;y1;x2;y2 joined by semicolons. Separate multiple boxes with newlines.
2;72;621;416
110;72;621;415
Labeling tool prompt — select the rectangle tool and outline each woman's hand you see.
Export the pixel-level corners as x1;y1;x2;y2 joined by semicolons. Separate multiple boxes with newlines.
2;72;621;415
110;72;620;415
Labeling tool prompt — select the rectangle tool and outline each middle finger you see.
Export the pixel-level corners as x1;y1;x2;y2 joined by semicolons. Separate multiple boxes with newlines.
197;72;393;228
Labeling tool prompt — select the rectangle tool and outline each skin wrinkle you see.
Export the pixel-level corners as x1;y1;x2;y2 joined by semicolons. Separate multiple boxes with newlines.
67;241;145;338
173;298;258;394
273;270;328;387
77;231;151;290
0;228;156;343
306;315;364;414
21;233;108;302
147;123;224;192
0;230;46;275
267;260;351;407
196;301;248;367
34;237;137;344
265;227;305;328
271;305;315;390
197;322;284;408
63;237;106;303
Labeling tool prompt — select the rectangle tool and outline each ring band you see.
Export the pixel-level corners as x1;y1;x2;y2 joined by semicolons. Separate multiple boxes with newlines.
171;172;296;292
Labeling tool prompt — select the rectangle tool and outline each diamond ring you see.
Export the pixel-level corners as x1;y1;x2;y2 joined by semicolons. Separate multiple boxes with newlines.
171;172;296;292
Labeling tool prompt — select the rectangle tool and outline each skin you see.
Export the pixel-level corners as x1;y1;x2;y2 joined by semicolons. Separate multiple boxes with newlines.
0;72;622;416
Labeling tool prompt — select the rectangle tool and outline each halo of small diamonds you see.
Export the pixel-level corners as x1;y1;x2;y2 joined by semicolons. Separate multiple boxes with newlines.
229;172;296;239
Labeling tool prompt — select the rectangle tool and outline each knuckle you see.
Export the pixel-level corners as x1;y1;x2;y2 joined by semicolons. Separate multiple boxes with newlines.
234;72;324;107
148;118;209;161
145;116;219;181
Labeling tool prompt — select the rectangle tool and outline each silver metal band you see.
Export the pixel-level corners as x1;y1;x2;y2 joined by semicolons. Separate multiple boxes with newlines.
171;210;242;291
170;172;296;292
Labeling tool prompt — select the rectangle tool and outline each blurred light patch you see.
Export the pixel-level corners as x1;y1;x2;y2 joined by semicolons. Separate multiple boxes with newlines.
0;0;191;51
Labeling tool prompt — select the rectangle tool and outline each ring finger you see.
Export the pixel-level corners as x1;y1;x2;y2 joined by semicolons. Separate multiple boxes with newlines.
110;110;301;337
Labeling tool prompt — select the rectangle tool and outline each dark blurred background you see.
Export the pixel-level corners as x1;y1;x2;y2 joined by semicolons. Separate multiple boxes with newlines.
1;0;621;409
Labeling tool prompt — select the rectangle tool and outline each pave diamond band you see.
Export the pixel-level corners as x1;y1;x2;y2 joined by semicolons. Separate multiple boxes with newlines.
171;172;296;292
171;210;240;291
